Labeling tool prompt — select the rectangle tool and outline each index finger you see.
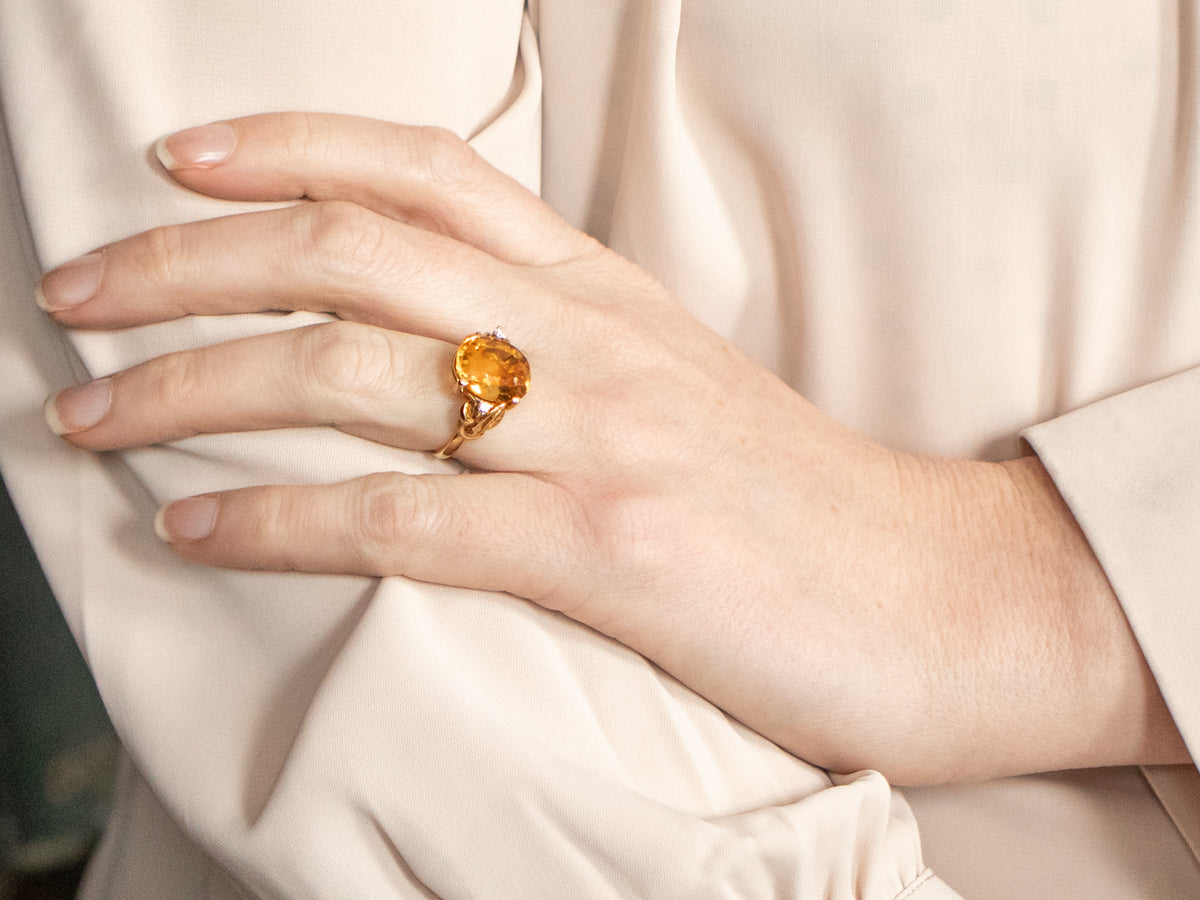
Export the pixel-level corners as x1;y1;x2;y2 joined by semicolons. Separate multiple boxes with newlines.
156;112;592;267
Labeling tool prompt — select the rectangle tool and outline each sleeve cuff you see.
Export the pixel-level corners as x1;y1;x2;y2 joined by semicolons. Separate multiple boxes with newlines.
1022;366;1200;765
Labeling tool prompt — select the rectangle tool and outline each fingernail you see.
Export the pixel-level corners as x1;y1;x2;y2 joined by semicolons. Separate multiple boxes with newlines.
44;378;113;435
36;253;104;311
156;122;236;171
155;497;219;543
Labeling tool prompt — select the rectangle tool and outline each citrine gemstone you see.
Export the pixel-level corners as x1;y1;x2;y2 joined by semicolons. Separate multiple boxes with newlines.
453;332;531;406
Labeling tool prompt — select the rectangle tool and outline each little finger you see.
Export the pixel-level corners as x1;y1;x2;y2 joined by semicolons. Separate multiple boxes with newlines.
155;472;586;611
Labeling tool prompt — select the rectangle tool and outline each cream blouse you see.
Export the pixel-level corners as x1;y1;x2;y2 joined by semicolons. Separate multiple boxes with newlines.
0;0;1196;896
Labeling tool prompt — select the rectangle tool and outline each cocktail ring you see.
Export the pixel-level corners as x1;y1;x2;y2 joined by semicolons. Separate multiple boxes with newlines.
434;329;531;459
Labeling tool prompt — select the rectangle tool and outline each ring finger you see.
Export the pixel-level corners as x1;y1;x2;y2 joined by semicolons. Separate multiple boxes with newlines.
45;321;546;470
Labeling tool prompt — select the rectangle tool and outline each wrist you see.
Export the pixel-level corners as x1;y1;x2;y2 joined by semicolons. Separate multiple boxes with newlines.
998;454;1189;770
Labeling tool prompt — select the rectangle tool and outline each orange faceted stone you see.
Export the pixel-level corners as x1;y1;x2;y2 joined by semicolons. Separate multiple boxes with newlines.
453;332;531;406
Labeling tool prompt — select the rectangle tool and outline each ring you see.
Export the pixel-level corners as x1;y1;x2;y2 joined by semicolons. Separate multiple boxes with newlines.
434;329;531;459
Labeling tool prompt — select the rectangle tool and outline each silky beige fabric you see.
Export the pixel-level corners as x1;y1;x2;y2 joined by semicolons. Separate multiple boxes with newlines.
535;3;1200;894
0;2;943;898
0;1;1197;897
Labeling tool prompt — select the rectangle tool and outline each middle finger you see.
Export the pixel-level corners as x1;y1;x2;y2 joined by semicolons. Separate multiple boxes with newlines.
39;200;548;342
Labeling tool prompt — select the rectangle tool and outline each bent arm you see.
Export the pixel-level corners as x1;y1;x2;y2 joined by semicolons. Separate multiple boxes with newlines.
0;3;947;898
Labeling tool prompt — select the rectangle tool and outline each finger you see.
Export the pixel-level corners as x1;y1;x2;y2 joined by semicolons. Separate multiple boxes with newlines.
39;200;549;340
154;472;585;611
44;321;546;470
45;321;455;449
154;112;593;266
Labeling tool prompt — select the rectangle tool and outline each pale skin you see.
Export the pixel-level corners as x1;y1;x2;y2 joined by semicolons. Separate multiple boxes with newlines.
40;112;1188;786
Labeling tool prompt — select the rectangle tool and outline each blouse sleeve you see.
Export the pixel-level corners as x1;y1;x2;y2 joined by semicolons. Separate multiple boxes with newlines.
1024;367;1200;854
1024;367;1200;764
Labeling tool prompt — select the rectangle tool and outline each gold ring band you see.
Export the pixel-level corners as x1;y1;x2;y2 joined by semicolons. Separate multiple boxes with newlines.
434;329;530;460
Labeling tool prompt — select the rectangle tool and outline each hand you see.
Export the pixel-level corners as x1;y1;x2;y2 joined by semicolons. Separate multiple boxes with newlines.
40;113;1187;784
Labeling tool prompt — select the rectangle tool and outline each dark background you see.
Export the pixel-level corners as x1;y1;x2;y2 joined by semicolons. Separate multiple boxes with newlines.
0;473;113;899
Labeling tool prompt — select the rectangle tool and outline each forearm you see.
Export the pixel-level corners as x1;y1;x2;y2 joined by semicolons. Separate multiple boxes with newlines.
597;438;1188;786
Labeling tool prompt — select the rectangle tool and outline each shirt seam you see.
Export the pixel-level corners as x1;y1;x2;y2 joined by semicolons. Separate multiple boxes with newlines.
892;868;937;900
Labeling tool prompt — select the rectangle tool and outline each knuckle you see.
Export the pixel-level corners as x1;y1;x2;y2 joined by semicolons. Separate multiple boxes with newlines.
136;223;188;290
151;349;206;410
352;473;424;558
523;493;591;609
588;494;661;571
250;485;324;572
297;321;397;402
536;490;663;623
279;111;338;164
411;126;486;190
299;200;392;286
255;485;295;546
582;484;686;593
